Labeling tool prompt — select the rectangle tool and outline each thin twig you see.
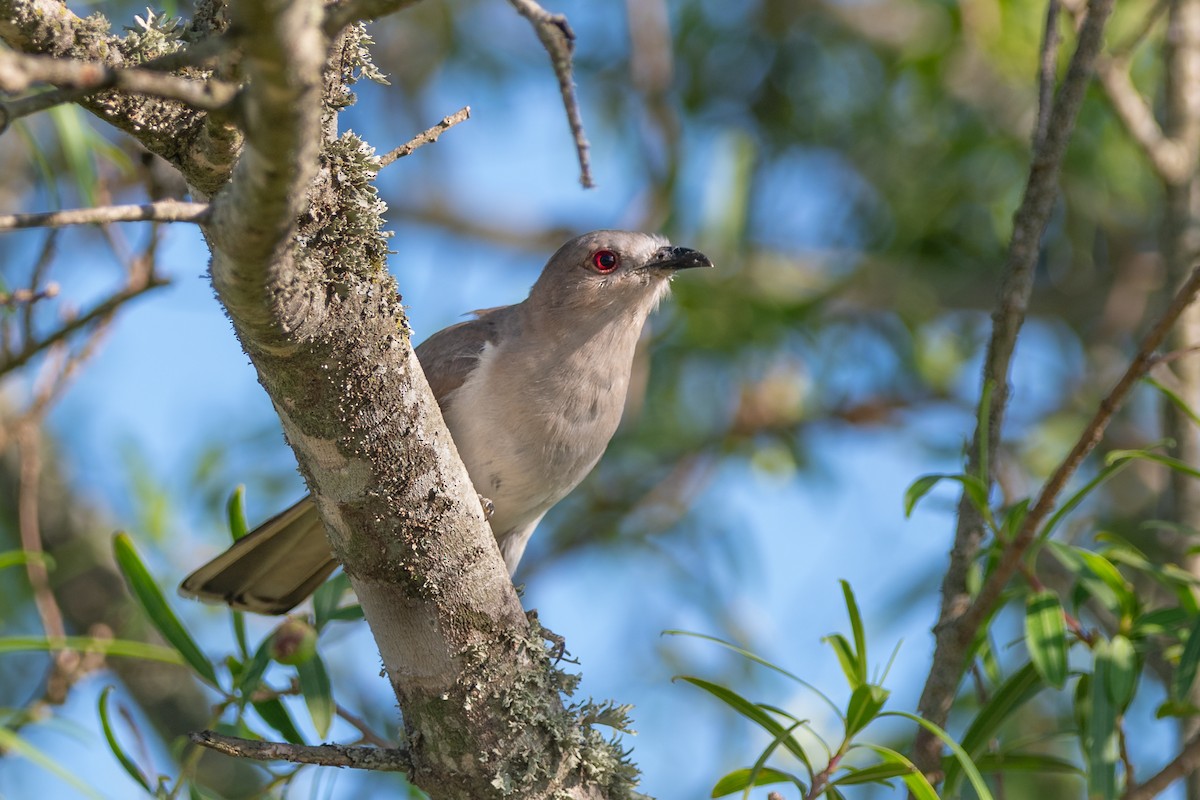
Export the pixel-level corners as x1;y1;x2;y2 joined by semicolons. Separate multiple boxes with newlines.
1123;729;1200;800
335;704;392;749
0;201;210;231
189;730;409;771
0;48;238;113
913;0;1117;779
378;106;470;167
16;421;64;642
507;0;594;187
1034;0;1061;149
966;259;1200;630
0;275;168;377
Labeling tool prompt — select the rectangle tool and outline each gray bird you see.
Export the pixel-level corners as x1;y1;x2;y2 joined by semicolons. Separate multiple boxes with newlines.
180;230;713;614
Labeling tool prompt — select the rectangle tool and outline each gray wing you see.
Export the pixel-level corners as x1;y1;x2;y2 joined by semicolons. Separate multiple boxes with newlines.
415;305;513;407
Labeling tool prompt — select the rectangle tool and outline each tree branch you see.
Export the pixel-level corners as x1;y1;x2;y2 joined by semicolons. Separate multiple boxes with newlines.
507;0;594;187
189;730;408;772
379;106;470;167
0;201;210;231
1123;729;1200;800
913;0;1116;778
322;0;424;36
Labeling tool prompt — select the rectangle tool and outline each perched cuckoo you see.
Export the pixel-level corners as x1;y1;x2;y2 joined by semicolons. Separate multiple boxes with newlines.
180;230;713;614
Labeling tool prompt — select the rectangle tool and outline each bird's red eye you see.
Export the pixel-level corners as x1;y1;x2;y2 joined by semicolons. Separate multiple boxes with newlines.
592;250;619;273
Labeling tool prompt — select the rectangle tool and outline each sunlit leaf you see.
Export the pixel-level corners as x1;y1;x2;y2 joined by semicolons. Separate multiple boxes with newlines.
113;533;217;686
0;635;184;664
677;677;810;766
822;633;861;690
1024;590;1068;689
0;550;55;572
1104;635;1137;711
944;663;1043;794
710;767;802;798
840;580;867;687
844;684;889;737
845;744;938;800
883;711;994;800
1173;614;1200;701
1087;644;1120;800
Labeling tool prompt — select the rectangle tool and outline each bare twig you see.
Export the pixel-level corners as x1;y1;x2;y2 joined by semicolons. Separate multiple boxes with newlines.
968;259;1200;626
913;0;1116;778
1034;0;1061;149
0;274;168;377
1123;729;1200;800
0;48;238;123
507;0;594;188
0;201;210;231
0;284;59;307
16;421;63;642
378;106;470;167
335;704;392;749
189;730;408;771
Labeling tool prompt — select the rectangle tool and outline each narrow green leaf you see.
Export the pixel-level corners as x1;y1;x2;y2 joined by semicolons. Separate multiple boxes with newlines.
0;635;184;664
1075;549;1136;618
1024;590;1068;689
98;686;153;793
1145;376;1200;428
313;573;352;631
883;711;994;800
1039;458;1134;541
327;604;365;623
0;550;55;572
252;698;305;745
999;499;1030;542
1087;644;1120;800
710;767;800;798
0;725;104;799
113;533;217;686
1107;448;1200;481
846;743;938;800
663;630;843;721
237;637;274;697
226;485;248;541
822;634;861;690
840;580;867;686
844;684;889;737
970;752;1082;776
677;677;810;766
1173;614;1200;701
1104;635;1138;711
297;654;334;738
903;474;945;517
832;761;914;785
945;663;1043;794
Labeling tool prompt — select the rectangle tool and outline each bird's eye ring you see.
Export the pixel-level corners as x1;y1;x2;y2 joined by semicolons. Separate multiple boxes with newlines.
592;250;619;273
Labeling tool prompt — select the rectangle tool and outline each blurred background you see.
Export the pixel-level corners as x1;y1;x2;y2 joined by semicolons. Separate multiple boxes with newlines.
0;0;1189;797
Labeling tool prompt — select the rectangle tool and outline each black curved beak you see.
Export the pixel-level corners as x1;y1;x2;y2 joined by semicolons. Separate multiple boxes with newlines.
646;245;714;272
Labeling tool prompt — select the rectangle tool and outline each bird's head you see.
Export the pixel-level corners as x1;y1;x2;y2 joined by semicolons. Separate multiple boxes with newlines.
528;230;713;320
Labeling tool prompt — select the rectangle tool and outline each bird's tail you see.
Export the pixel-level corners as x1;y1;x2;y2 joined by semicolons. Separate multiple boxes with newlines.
179;496;337;615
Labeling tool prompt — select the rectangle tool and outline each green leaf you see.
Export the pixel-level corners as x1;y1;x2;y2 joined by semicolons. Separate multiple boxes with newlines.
662;631;843;721
1107;448;1200;481
1104;635;1138;711
845;744;938;800
252;698;305;745
1173;614;1200;701
113;533;217;686
970;752;1082;776
313;573;352;630
237;637;274;697
1024;590;1068;689
98;686;153;793
822;634;861;690
677;676;810;766
0;635;184;664
1145;376;1200;428
832;761;915;786
0;550;55;572
1039;458;1134;542
0;725;104;799
710;767;801;798
945;662;1043;794
883;711;994;800
845;684;889;737
904;474;945;517
227;485;249;541
840;580;867;686
297;654;334;738
1086;644;1120;800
